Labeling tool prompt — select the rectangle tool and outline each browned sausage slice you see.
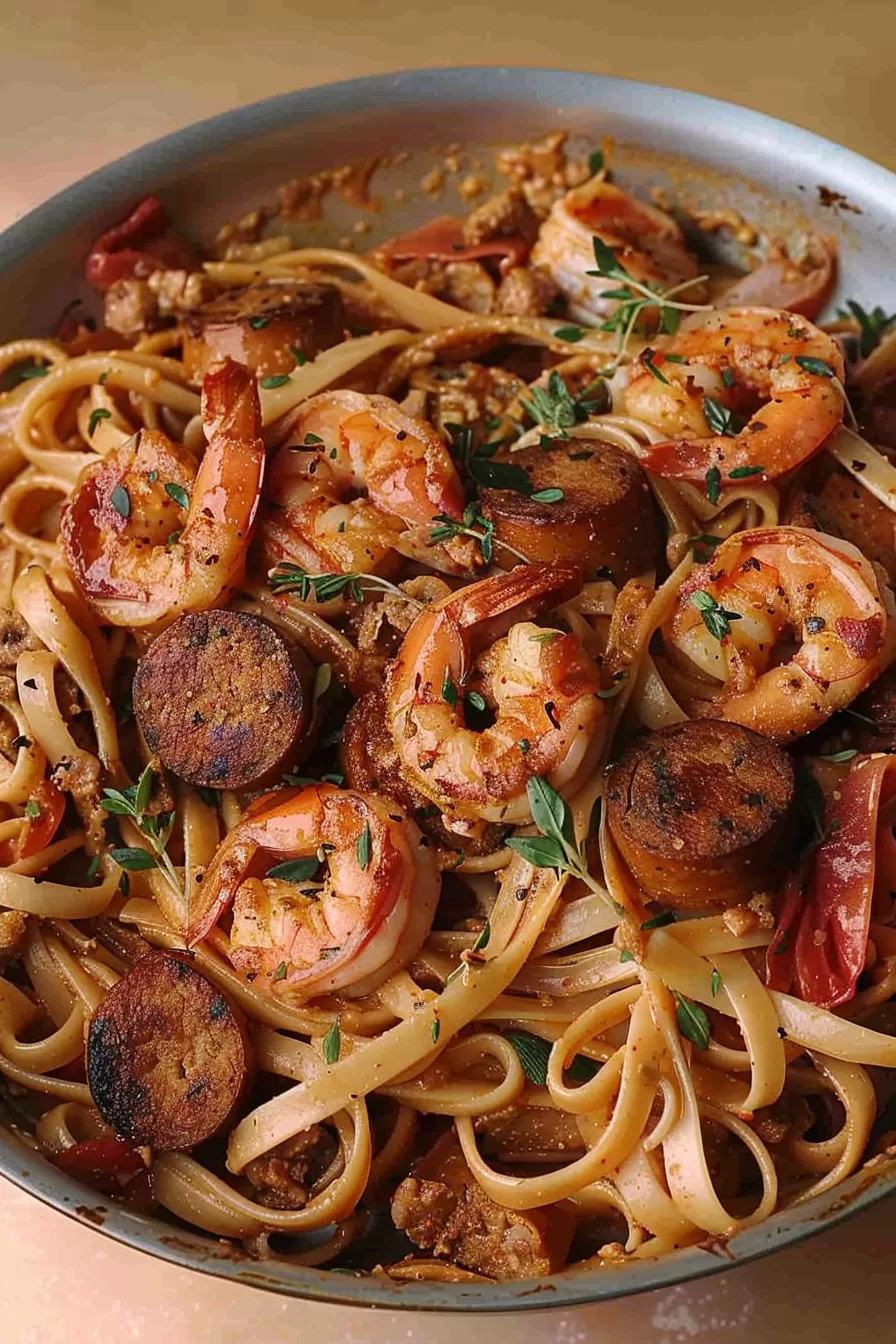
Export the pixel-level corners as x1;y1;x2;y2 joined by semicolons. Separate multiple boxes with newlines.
133;610;307;790
87;949;253;1150
606;720;794;907
480;438;662;581
182;281;346;382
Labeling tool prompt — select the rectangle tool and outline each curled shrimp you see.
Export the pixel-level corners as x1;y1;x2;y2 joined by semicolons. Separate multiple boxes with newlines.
625;307;845;482
664;526;895;741
385;563;606;824
260;390;467;575
188;785;440;1002
61;357;264;627
530;177;704;323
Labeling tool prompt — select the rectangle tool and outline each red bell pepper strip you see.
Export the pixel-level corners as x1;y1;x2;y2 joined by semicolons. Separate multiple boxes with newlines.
776;755;896;1009
16;780;66;861
54;1138;145;1186
765;870;803;993
85;196;196;291
375;215;530;276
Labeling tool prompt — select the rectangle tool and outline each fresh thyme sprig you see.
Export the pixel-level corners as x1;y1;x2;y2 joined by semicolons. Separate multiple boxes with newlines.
430;503;529;566
268;564;422;607
836;299;896;358
100;765;181;896
505;776;610;906
586;236;710;368
520;369;610;439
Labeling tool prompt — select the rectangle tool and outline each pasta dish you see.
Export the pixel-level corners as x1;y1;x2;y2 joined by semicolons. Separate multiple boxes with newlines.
4;131;896;1282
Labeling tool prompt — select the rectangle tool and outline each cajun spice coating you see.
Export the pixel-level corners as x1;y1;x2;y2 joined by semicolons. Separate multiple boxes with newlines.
87;949;253;1150
183;281;345;382
391;1133;574;1278
341;687;505;864
133;610;306;790
606;720;794;907
480;437;662;581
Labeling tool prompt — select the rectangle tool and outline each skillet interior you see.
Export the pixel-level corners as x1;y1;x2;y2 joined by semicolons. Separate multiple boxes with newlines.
2;66;896;1311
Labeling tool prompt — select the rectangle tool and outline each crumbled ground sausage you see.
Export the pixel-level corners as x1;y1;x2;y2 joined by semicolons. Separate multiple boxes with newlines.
409;361;526;437
495;266;559;317
442;262;496;315
244;1126;340;1209
387;257;448;295
146;268;217;319
462;187;539;248
0;911;27;959
104;271;216;337
391;1134;574;1278
0;609;38;669
103;279;158;338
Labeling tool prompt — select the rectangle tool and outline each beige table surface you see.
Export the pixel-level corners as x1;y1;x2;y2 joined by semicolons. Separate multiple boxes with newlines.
2;2;895;1339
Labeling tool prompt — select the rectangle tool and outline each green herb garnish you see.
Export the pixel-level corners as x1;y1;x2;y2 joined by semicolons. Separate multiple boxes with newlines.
703;396;740;438
674;991;711;1050
838;300;896;358
640;348;669;384
110;484;130;519
322;1015;341;1064
690;589;742;642
553;325;586;343
587;236;709;363
101;765;182;899
430;503;528;565
13;362;49;384
505;776;615;916
87;407;112;437
266;857;321;882
795;356;835;378
641;910;676;930
164;482;190;510
268;563;420;607
356;822;371;871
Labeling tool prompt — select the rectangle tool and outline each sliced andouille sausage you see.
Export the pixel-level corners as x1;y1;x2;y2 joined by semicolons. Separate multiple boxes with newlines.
784;457;896;589
182;281;346;382
606;720;794;908
133;609;307;790
479;437;662;582
87;949;253;1150
341;688;506;865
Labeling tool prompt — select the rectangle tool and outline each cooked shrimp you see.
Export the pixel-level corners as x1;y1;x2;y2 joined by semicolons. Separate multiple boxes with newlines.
385;563;606;824
664;526;895;740
61;358;264;627
186;785;439;1003
530;177;704;324
625;307;845;482
260;390;467;575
